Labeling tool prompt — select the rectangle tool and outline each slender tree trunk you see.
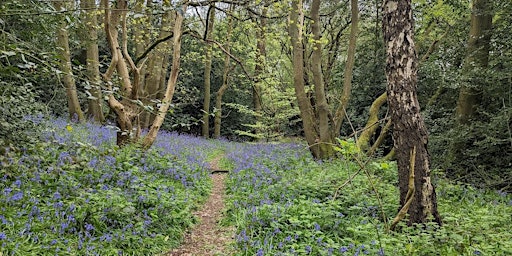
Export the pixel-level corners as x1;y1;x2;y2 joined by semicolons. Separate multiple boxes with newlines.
455;0;492;124
54;0;85;122
142;9;173;129
289;0;320;158
142;5;187;148
81;0;104;123
383;0;441;226
311;0;334;158
357;92;387;151
213;5;234;139
202;5;216;138
333;0;359;136
252;3;267;136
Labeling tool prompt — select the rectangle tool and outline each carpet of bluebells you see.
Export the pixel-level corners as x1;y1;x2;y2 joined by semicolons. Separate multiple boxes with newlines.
1;117;512;256
223;142;512;255
0;116;224;255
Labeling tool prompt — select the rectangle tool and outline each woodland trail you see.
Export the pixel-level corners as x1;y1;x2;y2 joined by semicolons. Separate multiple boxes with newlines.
165;154;235;256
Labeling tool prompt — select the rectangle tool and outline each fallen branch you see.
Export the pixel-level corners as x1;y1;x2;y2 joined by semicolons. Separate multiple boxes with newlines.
390;146;416;231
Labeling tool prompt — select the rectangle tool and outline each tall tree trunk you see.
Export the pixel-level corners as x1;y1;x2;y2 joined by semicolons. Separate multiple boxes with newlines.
455;0;492;124
213;5;234;139
333;0;359;137
202;5;216;138
81;0;104;123
142;9;173;129
289;0;320;158
252;3;267;137
54;0;85;122
382;0;442;227
311;0;334;158
142;4;187;148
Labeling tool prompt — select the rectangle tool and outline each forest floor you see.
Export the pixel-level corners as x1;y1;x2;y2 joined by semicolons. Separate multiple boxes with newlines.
164;154;235;256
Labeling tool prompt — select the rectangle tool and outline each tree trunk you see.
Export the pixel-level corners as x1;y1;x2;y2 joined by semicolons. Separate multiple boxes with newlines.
311;0;334;158
141;9;173;129
81;0;104;123
382;0;442;226
202;5;216;138
54;0;85;122
213;5;234;139
333;0;359;137
252;3;267;138
142;5;186;148
357;92;387;152
289;0;320;158
455;0;492;124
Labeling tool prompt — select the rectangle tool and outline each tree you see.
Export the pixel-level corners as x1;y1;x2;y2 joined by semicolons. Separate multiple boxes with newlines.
455;0;492;124
202;4;216;138
288;0;359;159
213;5;234;139
53;0;85;122
382;0;442;227
100;0;188;147
80;0;104;123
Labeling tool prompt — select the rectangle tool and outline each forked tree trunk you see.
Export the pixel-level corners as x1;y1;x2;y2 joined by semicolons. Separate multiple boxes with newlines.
54;0;85;122
81;0;104;123
382;0;441;226
202;5;216;138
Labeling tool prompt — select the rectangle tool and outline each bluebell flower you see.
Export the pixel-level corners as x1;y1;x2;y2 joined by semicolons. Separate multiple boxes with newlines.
0;232;6;240
305;245;312;254
10;191;23;201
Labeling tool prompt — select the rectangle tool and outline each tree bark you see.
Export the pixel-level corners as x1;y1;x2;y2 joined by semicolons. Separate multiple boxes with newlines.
333;0;359;137
252;2;267;137
289;0;320;158
357;92;387;152
382;0;441;226
81;0;104;123
141;9;173;129
202;5;216;138
54;0;85;122
311;0;334;158
455;0;492;124
142;4;187;148
213;5;234;139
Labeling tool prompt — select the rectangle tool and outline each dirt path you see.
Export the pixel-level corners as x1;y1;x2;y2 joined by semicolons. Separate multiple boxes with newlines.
165;155;234;256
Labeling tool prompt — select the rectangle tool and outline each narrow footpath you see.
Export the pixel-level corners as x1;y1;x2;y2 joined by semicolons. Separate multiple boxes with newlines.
165;155;235;256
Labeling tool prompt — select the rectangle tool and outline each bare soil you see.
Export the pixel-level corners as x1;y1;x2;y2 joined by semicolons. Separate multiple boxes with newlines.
164;155;235;256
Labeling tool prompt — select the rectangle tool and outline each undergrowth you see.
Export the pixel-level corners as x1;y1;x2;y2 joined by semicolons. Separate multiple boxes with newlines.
223;142;512;255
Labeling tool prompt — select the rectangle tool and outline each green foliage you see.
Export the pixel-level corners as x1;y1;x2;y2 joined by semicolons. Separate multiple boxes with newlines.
0;82;45;146
225;143;512;255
